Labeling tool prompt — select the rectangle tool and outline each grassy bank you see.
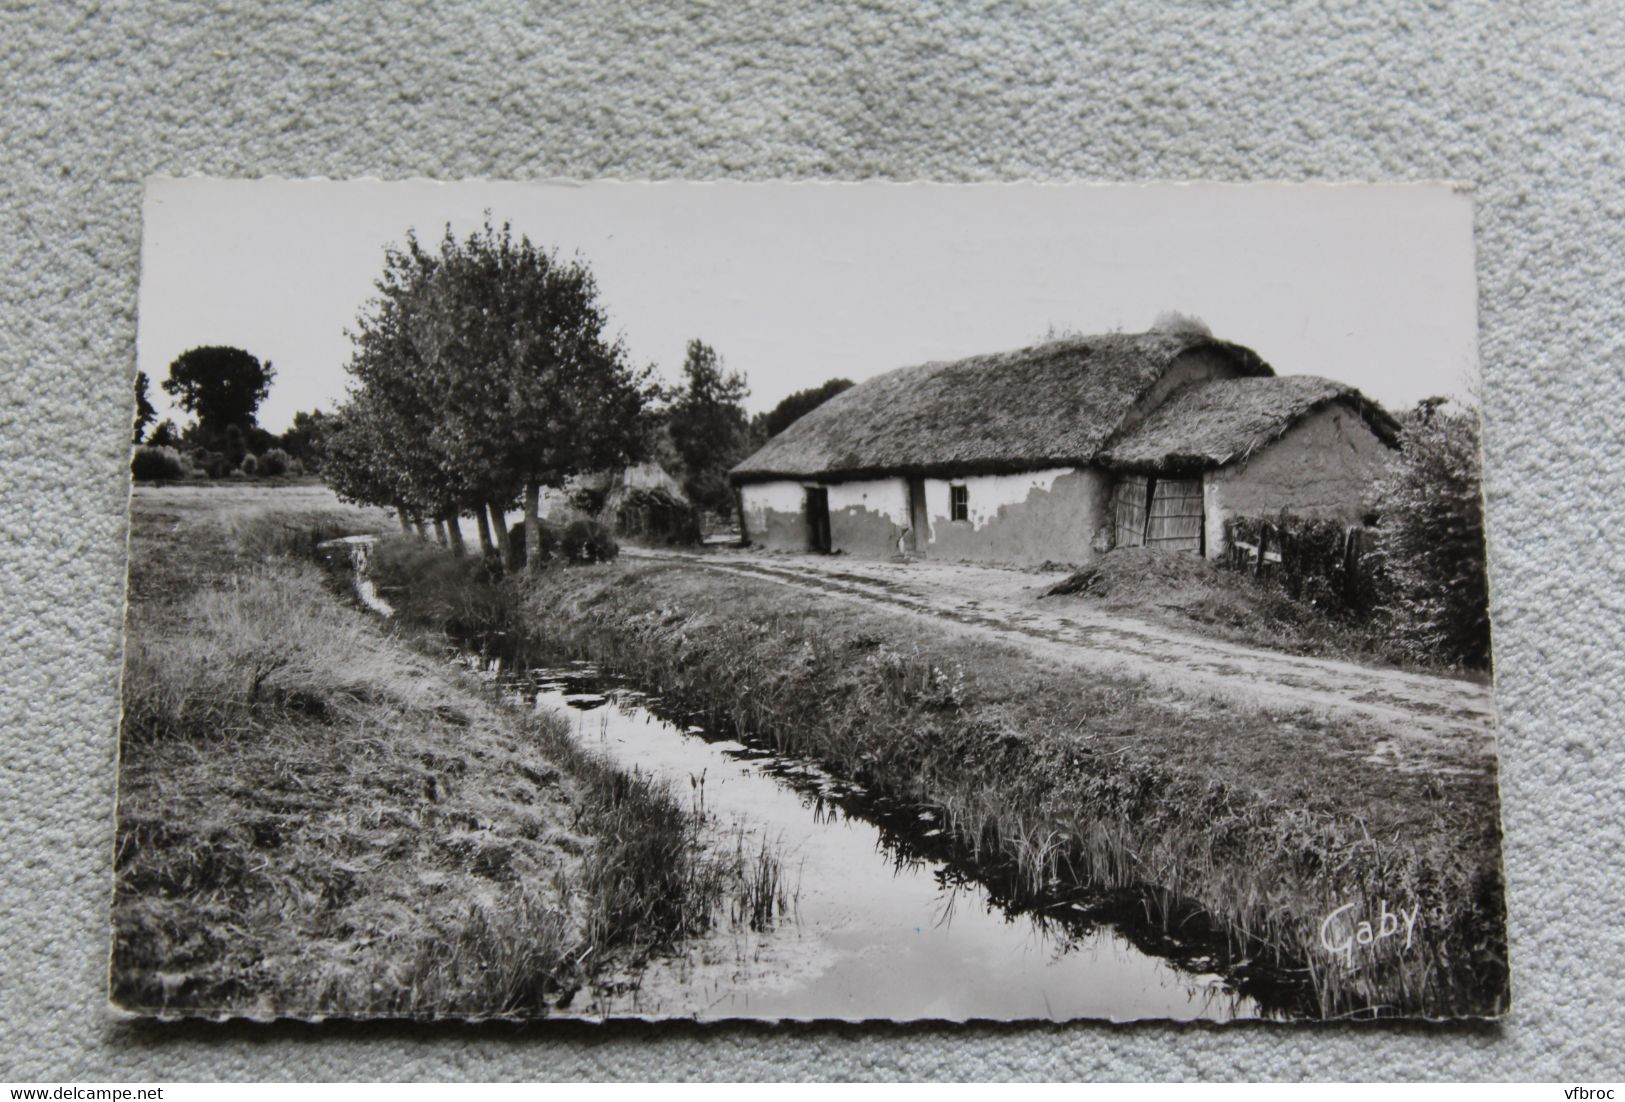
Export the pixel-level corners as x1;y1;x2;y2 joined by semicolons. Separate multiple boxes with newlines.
113;485;753;1019
1043;547;1484;677
491;559;1507;1020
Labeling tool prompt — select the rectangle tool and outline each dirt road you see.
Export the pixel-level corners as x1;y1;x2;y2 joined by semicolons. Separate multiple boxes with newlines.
628;547;1498;765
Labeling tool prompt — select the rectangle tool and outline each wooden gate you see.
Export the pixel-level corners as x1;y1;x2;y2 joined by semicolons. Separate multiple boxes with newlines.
1145;477;1204;554
1112;475;1149;549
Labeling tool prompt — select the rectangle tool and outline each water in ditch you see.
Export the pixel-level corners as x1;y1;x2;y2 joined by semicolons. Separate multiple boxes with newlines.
476;655;1300;1022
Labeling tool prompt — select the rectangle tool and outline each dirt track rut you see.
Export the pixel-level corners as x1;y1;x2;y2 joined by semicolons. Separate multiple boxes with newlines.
629;548;1499;764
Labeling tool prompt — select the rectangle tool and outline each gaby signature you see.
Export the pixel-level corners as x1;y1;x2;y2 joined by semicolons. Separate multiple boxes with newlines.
1319;900;1421;969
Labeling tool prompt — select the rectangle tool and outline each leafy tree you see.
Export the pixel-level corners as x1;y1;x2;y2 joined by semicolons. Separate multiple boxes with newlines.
749;377;853;444
162;346;275;440
341;240;480;546
132;371;156;443
1374;398;1492;668
667;339;750;517
320;401;419;535
146;419;179;449
403;222;648;567
329;218;651;570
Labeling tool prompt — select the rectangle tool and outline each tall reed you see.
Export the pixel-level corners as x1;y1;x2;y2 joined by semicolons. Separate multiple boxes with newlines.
509;563;1507;1020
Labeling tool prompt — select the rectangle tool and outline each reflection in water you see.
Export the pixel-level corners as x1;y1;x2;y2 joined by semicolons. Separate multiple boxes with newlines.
472;654;1307;1022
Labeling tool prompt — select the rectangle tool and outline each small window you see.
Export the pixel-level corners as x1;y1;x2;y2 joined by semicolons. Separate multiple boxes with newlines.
950;484;969;522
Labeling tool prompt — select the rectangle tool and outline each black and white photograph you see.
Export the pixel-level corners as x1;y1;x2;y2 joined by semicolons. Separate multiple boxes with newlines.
113;178;1507;1023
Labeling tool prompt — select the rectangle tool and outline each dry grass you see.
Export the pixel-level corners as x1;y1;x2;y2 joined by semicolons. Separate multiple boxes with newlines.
1042;547;1486;677
514;560;1508;1020
113;484;765;1020
116;561;591;1017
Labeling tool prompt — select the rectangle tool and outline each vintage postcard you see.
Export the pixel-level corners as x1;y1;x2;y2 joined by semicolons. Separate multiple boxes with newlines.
115;179;1506;1022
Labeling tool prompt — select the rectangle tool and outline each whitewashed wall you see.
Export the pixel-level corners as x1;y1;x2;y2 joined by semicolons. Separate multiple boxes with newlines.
739;480;809;550
826;478;909;525
824;476;912;556
922;467;1109;565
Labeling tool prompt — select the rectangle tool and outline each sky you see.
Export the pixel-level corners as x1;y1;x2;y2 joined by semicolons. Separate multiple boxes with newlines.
137;179;1480;435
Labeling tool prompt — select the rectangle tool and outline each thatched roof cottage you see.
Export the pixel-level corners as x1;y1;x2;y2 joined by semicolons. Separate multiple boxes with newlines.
730;331;1397;565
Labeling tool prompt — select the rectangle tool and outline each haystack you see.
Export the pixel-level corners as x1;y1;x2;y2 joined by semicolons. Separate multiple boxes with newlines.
602;464;700;545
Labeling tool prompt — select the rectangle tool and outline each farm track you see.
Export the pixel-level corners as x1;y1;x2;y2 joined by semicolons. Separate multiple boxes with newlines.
627;547;1498;769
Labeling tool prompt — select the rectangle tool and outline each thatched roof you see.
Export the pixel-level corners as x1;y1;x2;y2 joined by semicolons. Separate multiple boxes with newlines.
731;332;1271;482
1098;376;1400;472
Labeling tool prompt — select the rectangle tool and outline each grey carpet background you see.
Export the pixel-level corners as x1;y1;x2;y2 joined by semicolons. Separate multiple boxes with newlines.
2;0;1620;1082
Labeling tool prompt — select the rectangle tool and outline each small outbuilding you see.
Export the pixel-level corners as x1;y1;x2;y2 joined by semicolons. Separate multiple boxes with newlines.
1097;375;1399;556
730;331;1397;566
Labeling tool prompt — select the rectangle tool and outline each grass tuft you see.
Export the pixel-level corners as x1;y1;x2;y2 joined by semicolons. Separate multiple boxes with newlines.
114;485;784;1020
507;560;1507;1020
1044;547;1485;677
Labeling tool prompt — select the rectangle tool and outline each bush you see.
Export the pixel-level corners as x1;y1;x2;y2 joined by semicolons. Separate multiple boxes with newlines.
503;520;567;568
191;451;232;479
560;519;619;564
368;536;514;638
257;448;291;477
240;454;259;476
1224;514;1384;618
501;518;616;566
130;445;188;482
1373;404;1492;668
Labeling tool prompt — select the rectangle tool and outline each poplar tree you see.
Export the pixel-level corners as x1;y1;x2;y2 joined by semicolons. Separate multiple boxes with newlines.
667;339;750;518
133;370;156;444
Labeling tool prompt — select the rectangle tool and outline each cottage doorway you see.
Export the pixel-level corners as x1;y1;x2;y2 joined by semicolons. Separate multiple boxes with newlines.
907;476;929;556
805;486;832;553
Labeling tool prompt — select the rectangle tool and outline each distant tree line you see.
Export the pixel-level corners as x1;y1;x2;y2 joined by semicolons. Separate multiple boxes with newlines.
132;222;860;553
750;378;853;444
131;347;305;481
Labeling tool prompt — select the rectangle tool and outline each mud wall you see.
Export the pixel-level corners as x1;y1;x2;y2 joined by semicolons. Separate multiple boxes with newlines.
827;478;911;558
740;480;811;551
1204;406;1392;555
922;467;1110;566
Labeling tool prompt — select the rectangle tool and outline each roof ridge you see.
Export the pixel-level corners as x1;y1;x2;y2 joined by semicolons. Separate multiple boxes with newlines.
732;333;1274;482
